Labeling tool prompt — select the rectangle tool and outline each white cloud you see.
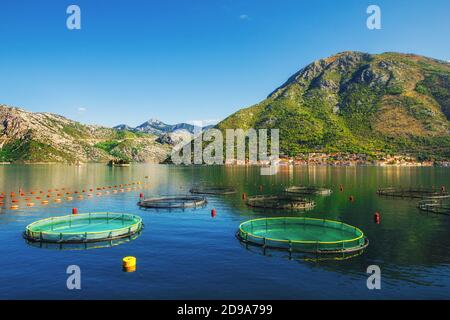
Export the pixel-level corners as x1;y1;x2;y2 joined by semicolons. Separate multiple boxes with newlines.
239;14;249;20
77;107;87;112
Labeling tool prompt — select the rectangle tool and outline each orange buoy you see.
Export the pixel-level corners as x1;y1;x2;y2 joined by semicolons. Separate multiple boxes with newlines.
77;195;84;199
10;205;19;210
12;199;19;203
54;198;61;202
349;196;354;202
72;208;78;215
211;208;217;217
25;197;31;201
36;196;41;200
96;192;102;196
47;194;52;198
339;185;344;192
41;200;49;205
27;203;35;207
66;196;73;201
374;212;381;224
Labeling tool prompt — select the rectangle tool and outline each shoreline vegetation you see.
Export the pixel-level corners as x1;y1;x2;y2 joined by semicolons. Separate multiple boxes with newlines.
1;153;449;167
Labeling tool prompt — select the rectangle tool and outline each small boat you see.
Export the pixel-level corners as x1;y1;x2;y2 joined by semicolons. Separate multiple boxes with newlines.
108;159;131;167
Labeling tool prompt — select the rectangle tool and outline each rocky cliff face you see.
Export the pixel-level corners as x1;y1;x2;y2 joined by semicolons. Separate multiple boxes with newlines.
218;52;450;159
0;105;171;163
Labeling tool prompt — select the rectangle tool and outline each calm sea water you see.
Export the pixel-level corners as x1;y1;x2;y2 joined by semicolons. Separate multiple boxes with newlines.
0;164;449;299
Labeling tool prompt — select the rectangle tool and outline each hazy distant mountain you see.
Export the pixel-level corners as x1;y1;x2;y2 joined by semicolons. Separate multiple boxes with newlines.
115;119;213;135
218;51;450;159
0;105;171;163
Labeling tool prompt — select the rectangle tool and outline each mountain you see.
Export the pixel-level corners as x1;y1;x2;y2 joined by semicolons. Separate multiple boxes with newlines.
0;105;170;163
217;51;450;159
115;119;197;135
115;119;216;135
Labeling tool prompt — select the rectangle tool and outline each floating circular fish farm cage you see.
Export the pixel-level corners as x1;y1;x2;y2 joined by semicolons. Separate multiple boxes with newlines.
246;195;316;210
418;198;450;216
138;195;207;209
285;186;332;196
189;186;237;195
377;187;449;199
23;212;143;244
237;217;368;254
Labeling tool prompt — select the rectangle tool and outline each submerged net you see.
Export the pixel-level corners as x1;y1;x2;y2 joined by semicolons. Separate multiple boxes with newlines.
377;187;449;199
138;195;207;208
237;217;368;253
24;212;143;243
285;186;332;196
246;195;315;210
418;198;450;215
190;186;237;195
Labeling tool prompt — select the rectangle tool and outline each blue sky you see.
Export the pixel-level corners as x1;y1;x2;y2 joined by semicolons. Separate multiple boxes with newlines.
0;0;449;127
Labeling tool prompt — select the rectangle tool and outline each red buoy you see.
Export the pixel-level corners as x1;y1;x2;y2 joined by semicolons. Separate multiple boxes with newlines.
211;208;217;218
139;193;143;199
72;208;78;215
374;212;381;224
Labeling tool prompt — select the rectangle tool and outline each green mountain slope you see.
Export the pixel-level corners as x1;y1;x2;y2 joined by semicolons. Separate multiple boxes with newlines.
217;52;450;159
0;105;170;163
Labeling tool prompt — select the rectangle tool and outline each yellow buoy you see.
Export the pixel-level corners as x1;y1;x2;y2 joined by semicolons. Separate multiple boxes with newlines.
66;196;73;201
122;256;136;269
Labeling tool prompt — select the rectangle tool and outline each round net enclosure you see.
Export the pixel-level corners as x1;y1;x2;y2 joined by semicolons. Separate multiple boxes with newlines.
418;198;450;216
246;195;315;210
237;217;368;253
377;187;449;199
24;212;143;244
138;195;207;209
285;186;332;196
190;186;237;195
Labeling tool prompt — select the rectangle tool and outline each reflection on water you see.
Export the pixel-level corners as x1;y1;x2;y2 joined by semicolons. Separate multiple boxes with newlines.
25;231;143;251
0;164;449;299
